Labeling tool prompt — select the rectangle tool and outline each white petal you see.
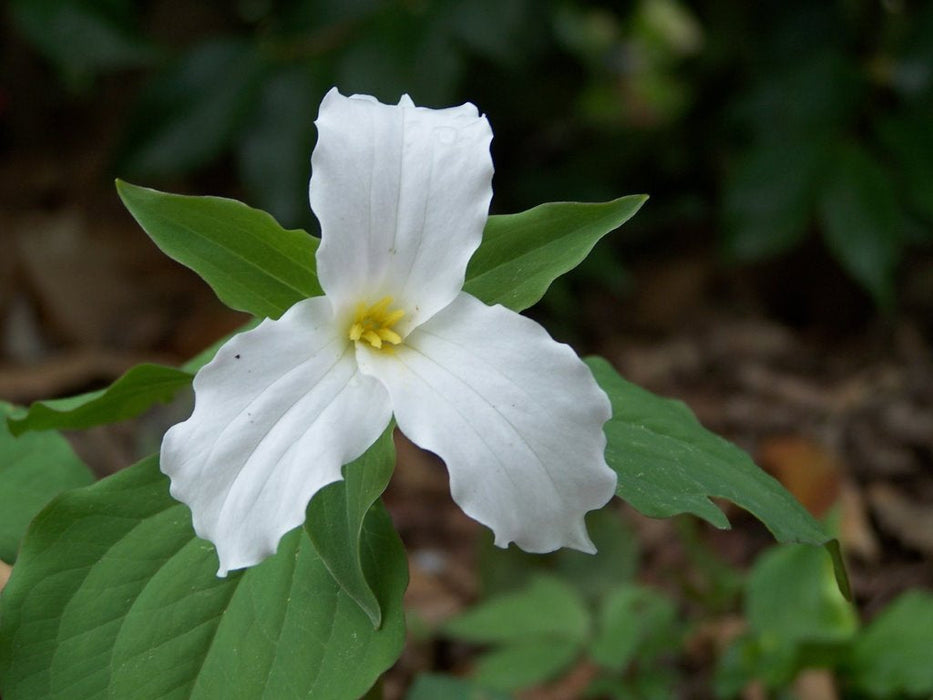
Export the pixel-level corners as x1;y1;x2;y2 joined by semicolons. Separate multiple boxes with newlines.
161;297;392;576
310;88;493;334
357;293;616;553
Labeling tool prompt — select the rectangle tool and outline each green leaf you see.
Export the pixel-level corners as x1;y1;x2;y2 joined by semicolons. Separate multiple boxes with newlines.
818;143;902;307
721;543;858;692
715;632;798;696
407;674;513;700
464;195;647;312
444;577;588;691
7;322;260;439
335;12;464;108
552;508;640;602
305;425;396;628
847;590;933;698
10;0;156;83
586;356;850;598
0;454;407;699
117;185;644;321
477;508;638;602
746;544;857;646
721;140;827;261
590;585;679;671
472;638;580;692
119;39;262;177
878;112;933;225
0;403;93;563
117;180;322;319
445;575;589;644
734;51;861;143
444;0;533;65
237;67;324;229
7;363;192;436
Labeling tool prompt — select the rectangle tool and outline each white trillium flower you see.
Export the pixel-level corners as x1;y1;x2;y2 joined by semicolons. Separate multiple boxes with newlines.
161;88;618;576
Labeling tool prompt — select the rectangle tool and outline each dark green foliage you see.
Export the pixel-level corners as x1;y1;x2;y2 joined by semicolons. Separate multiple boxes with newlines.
12;1;930;303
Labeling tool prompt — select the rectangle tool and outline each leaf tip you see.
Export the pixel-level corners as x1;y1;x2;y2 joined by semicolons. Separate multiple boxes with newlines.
115;178;137;207
367;607;384;630
629;193;650;213
6;415;26;437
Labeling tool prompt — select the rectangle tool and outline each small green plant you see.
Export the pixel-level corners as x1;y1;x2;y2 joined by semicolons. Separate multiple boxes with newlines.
718;545;933;699
442;511;683;698
435;515;933;699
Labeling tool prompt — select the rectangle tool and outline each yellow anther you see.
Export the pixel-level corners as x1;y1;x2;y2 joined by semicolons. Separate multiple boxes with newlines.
369;296;393;315
383;309;406;325
348;296;406;351
376;328;402;345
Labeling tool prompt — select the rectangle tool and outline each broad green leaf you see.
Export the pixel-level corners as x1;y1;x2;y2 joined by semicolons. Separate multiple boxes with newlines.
118;185;644;322
552;508;639;602
117;180;321;319
0;403;93;563
818;143;902;307
878;112;933;225
305;425;396;628
10;0;155;83
0;454;407;700
718;543;858;693
6;321;266;438
477;508;638;602
734;51;861;143
118;39;261;177
715;632;798;697
406;674;512;700
445;0;532;64
590;585;679;671
472;638;580;692
445;576;589;644
237;67;325;229
335;14;463;108
587;671;680;700
587;357;850;597
721;140;827;261
847;590;933;698
746;544;857;646
464;195;647;311
7;363;192;436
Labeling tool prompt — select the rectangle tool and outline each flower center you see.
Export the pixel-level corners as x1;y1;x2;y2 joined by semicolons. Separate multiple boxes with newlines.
348;296;406;350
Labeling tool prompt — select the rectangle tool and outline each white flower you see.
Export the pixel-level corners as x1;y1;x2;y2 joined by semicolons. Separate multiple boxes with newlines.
162;88;617;576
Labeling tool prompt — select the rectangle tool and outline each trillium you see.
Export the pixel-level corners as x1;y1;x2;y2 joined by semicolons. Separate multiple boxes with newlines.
162;88;617;576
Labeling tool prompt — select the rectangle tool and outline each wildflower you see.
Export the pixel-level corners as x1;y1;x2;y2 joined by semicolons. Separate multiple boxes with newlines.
162;89;617;575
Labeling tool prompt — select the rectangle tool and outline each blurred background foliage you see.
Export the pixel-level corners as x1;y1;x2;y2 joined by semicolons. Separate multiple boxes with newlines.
5;0;932;312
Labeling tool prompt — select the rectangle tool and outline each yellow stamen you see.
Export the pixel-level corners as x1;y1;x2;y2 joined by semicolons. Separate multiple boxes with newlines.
383;309;406;325
369;297;393;315
376;328;401;344
362;330;383;348
348;296;406;351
